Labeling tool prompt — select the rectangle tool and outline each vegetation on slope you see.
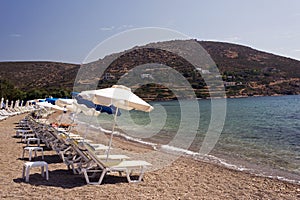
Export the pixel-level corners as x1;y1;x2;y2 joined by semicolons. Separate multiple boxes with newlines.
0;40;299;101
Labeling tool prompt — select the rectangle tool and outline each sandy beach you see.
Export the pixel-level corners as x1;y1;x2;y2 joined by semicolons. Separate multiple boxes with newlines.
0;113;299;200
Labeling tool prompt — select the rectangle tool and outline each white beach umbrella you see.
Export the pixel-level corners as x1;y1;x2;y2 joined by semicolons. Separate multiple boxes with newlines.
10;100;14;110
79;85;153;112
20;100;24;107
25;100;35;109
78;85;154;159
14;100;19;109
55;98;77;113
5;100;9;109
36;101;65;111
25;101;29;108
55;99;74;107
55;98;100;116
73;99;100;116
0;98;4;109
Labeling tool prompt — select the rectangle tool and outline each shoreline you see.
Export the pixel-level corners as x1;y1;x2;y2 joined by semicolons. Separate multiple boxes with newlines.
72;113;300;186
0;113;299;199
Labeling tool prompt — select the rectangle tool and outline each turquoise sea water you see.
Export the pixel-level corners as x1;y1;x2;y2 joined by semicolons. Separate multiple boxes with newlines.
80;95;300;184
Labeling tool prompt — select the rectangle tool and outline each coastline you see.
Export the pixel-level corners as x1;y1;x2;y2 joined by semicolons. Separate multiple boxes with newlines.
0;113;299;199
78;117;300;186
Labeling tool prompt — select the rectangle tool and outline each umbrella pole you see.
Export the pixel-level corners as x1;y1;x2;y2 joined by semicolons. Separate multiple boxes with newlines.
58;106;66;124
106;107;119;161
83;109;95;141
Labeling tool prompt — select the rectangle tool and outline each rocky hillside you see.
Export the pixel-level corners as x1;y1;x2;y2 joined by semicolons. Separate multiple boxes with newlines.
0;61;79;100
0;40;299;100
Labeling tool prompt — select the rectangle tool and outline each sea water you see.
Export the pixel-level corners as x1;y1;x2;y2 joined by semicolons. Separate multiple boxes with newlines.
78;95;300;184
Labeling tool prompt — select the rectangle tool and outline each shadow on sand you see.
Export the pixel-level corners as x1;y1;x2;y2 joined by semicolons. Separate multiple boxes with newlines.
13;169;134;188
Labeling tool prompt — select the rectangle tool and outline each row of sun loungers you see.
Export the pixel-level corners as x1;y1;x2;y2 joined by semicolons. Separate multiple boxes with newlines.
0;105;37;121
16;115;152;184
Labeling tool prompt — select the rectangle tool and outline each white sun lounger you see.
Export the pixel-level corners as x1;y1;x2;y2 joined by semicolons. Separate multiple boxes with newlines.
81;143;152;185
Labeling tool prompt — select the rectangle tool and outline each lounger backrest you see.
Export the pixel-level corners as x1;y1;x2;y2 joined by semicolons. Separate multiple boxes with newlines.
82;142;122;168
69;140;91;162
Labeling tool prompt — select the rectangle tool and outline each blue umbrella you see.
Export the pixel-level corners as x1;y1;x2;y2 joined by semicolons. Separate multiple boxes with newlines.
46;97;59;105
72;92;121;116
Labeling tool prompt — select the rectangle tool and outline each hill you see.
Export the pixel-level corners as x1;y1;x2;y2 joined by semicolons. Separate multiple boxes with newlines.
0;40;299;101
0;61;79;100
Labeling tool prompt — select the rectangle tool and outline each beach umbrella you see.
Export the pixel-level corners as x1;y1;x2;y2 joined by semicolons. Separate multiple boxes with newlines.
36;101;66;124
55;99;100;137
73;99;100;116
55;99;80;114
36;101;65;111
55;99;74;107
5;100;9;109
72;92;121;116
25;100;35;109
0;98;4;109
58;97;102;116
14;100;19;109
10;100;14;110
46;97;59;105
78;85;154;159
79;85;153;112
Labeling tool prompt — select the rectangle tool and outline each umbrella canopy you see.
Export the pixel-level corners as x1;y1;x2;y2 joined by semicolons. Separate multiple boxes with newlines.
46;97;59;105
55;99;74;107
55;98;100;116
78;85;153;159
1;98;4;109
10;100;14;110
79;85;153;112
5;100;9;109
36;101;65;111
14;100;19;109
74;94;121;116
20;100;24;107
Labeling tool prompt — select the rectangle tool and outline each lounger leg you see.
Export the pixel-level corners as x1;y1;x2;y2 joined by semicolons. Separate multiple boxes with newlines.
138;167;146;182
45;164;49;180
25;166;30;182
34;149;37;158
22;165;25;179
126;167;146;183
98;169;107;185
41;149;44;160
71;163;76;174
41;166;44;177
126;169;132;183
29;150;32;161
82;169;90;184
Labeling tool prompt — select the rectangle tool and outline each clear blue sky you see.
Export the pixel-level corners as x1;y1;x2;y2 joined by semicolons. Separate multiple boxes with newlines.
1;0;300;63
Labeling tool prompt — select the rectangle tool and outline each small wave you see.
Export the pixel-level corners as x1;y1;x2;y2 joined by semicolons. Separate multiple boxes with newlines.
74;118;159;150
113;131;158;150
160;145;199;156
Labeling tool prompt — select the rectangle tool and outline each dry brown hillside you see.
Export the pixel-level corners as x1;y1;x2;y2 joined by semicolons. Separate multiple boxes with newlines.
0;40;299;100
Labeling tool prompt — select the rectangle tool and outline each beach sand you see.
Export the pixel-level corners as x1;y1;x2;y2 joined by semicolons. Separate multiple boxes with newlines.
0;113;299;199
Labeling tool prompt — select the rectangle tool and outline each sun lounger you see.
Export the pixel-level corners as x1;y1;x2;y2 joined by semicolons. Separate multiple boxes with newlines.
80;142;152;184
0;115;8;120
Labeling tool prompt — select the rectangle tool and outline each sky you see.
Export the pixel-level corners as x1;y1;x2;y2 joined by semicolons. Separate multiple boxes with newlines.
1;0;300;64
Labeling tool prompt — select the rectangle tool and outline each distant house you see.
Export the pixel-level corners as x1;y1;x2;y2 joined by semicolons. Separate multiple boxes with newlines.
103;73;115;80
224;82;236;87
141;74;154;79
196;68;211;74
